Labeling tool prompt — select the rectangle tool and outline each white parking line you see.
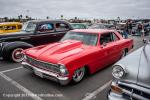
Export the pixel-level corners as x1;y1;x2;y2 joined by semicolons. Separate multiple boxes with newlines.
0;67;23;73
82;80;112;100
0;66;70;100
0;72;43;100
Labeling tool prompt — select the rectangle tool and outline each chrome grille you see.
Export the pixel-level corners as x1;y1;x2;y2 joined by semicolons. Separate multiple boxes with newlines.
26;56;60;73
119;84;150;99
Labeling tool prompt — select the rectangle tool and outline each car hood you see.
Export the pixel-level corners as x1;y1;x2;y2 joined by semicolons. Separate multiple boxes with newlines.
0;31;31;40
25;40;91;64
116;44;150;88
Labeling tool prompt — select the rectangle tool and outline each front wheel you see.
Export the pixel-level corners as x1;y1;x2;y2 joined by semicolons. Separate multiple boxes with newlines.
11;48;25;62
121;49;127;58
72;67;85;83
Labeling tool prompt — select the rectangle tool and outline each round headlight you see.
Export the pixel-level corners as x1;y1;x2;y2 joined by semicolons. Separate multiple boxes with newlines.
59;64;69;76
112;65;125;79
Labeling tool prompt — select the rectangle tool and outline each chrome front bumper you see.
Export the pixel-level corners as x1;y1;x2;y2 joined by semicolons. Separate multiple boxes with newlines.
22;62;70;85
108;81;150;100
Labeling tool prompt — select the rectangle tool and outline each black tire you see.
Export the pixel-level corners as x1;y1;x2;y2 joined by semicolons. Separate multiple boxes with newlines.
121;49;128;58
3;46;27;62
72;67;85;83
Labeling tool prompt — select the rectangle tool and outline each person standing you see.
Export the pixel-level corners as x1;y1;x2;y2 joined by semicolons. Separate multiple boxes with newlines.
137;23;142;36
128;20;132;35
141;23;145;42
123;23;128;39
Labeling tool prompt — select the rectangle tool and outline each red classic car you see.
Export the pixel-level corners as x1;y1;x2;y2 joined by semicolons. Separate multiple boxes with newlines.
22;29;133;85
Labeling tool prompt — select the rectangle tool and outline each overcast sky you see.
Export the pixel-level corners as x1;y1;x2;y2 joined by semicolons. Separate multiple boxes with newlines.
0;0;150;19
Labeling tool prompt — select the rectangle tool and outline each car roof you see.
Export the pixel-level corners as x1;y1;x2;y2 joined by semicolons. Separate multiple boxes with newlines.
71;29;116;34
0;22;22;25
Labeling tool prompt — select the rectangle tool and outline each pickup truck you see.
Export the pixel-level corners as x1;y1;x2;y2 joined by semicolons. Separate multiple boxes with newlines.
0;20;73;62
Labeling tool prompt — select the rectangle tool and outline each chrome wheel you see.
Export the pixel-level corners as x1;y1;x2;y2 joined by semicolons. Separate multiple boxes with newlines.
73;67;85;83
11;48;24;62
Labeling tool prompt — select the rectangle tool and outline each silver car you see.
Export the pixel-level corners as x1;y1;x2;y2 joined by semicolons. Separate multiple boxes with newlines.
108;42;150;100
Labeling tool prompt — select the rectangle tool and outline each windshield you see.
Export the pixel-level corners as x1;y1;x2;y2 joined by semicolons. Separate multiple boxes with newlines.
105;24;114;28
71;24;86;29
61;31;98;46
21;22;36;32
88;24;105;29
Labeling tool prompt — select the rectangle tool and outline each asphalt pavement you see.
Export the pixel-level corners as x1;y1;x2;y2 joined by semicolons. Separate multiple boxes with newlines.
0;35;149;100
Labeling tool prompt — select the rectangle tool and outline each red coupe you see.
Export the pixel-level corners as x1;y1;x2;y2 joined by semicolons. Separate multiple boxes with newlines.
22;29;133;85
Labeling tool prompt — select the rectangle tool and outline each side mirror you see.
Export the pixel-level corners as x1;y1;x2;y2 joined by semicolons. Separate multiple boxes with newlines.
101;42;107;48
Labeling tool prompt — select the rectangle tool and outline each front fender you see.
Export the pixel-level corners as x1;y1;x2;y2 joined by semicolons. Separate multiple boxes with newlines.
1;41;33;57
0;42;3;57
0;42;8;58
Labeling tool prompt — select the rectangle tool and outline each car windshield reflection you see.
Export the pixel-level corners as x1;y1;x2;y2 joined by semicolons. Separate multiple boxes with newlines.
61;31;98;46
21;22;36;32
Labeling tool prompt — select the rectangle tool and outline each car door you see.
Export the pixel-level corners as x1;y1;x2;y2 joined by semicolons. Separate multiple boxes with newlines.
110;32;122;62
91;33;113;71
32;23;57;45
54;22;71;40
96;32;118;69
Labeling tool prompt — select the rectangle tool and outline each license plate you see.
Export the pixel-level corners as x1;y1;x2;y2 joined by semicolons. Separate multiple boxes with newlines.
34;70;43;78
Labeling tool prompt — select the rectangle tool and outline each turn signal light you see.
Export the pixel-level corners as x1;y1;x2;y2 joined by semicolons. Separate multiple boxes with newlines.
111;85;123;94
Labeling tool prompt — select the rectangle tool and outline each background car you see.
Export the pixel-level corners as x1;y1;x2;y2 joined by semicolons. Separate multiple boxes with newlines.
0;20;73;62
22;29;133;85
88;23;115;29
108;41;150;100
70;23;87;29
0;22;22;34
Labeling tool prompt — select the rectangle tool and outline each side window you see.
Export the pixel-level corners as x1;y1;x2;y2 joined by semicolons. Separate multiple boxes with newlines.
11;26;16;30
18;25;22;29
37;23;54;33
4;25;16;30
111;32;119;41
100;33;113;45
55;23;70;32
0;26;3;30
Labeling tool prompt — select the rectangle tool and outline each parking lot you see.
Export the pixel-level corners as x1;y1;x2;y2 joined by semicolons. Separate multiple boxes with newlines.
0;35;148;100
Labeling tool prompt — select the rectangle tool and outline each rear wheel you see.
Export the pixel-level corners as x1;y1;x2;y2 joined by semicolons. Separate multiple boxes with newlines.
72;67;85;83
